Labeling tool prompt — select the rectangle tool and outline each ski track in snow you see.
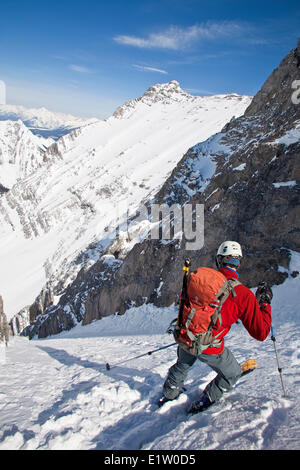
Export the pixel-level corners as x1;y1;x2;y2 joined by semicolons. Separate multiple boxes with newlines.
0;285;299;451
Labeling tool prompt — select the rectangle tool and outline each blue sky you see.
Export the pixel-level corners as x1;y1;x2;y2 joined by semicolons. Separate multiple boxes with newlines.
0;0;299;118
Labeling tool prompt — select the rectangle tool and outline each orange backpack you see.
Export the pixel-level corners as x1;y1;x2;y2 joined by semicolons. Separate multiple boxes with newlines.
172;267;240;355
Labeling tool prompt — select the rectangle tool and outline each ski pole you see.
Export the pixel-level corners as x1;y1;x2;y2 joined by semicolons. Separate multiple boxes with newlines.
270;325;287;397
105;342;177;371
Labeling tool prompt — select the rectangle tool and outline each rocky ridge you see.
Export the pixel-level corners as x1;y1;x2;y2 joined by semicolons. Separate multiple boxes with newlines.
0;296;9;347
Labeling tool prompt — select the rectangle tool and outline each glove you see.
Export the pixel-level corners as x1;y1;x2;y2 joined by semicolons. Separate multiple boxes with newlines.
255;282;273;305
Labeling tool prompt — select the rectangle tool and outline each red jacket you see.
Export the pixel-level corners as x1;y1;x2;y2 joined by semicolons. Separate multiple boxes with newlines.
204;267;272;355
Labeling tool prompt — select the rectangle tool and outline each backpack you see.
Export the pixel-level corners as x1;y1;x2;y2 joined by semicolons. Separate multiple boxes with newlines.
172;267;241;356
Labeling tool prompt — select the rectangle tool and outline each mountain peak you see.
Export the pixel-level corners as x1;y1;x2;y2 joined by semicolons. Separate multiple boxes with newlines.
143;80;181;95
140;80;189;104
112;80;191;118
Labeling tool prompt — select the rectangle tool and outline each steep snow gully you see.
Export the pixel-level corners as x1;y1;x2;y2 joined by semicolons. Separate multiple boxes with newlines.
1;68;299;454
0;260;299;451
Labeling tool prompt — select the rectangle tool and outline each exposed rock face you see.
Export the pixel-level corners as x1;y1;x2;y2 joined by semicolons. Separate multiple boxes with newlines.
0;296;9;346
9;307;30;336
24;41;300;339
244;38;300;118
0;183;9;195
29;284;54;324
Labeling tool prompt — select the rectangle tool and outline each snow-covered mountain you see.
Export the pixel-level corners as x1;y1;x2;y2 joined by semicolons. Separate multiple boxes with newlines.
0;120;53;190
0;81;251;322
1;46;299;453
0;104;99;140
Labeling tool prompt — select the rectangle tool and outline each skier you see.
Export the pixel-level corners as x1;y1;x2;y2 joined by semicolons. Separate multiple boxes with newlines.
159;241;273;413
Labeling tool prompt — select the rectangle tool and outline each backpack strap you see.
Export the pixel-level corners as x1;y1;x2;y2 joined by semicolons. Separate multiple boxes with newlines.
213;278;241;324
227;278;241;297
185;307;196;331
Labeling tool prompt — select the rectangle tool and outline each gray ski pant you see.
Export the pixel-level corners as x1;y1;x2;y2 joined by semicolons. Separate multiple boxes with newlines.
163;345;242;403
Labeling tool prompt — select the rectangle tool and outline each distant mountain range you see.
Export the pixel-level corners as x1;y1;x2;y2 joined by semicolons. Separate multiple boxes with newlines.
0;104;99;140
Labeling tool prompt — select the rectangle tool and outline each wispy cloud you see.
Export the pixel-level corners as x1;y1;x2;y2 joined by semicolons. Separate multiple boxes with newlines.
114;22;244;51
69;64;92;73
133;64;168;74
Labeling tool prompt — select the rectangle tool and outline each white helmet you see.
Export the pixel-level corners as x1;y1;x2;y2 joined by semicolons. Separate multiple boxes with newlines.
217;241;242;258
216;241;242;269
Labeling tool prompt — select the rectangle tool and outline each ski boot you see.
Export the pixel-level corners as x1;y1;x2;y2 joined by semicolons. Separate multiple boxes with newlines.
241;359;258;376
157;387;186;407
157;395;175;407
187;393;215;414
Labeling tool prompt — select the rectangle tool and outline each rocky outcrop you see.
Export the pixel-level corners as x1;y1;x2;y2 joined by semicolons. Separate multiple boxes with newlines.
9;283;54;336
24;41;300;339
244;38;300;118
0;296;9;346
29;284;54;324
9;307;30;336
0;183;9;195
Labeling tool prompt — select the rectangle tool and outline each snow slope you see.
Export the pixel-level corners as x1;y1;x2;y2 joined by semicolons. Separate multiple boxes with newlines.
0;251;299;450
0;82;251;320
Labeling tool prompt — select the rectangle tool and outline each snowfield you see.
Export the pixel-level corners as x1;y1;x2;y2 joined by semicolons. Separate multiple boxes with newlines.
0;254;299;451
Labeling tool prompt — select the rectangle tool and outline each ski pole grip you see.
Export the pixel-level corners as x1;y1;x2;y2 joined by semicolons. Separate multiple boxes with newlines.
183;259;191;272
